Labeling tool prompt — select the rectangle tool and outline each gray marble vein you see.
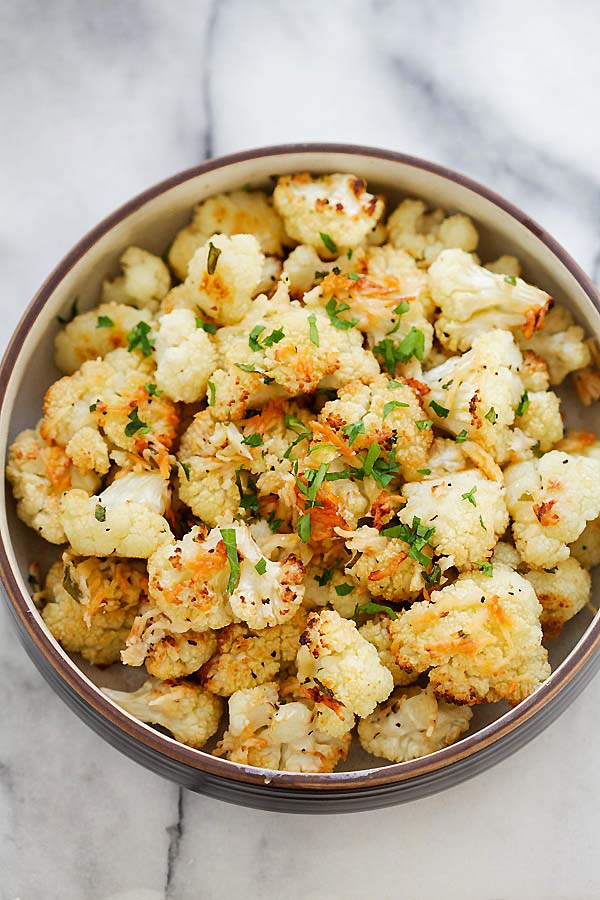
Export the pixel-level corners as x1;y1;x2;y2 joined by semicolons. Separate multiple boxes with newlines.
1;1;600;898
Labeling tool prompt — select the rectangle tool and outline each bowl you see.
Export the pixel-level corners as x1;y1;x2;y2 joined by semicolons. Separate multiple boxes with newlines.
1;143;599;814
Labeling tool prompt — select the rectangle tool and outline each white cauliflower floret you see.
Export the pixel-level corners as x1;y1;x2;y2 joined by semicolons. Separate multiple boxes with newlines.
317;374;433;481
65;427;111;476
422;329;524;464
147;525;233;632
283;243;360;295
358;685;472;762
387;199;478;264
168;190;286;280
54;303;155;374
389;566;550;704
40;357;113;453
214;680;352;773
515;390;563;452
296;609;393;717
526;558;591;638
103;678;222;749
504;451;600;567
485;255;521;277
102;246;171;311
184;233;264;325
425;437;468;478
570;518;600;569
274;172;384;253
153;309;217;402
518;350;551;392
431;249;551;353
209;288;378;419
41;554;145;665
516;305;591;384
359;614;417;686
121;606;217;679
61;472;172;558
226;524;306;629
6;428;100;543
343;526;428;603
399;470;508;570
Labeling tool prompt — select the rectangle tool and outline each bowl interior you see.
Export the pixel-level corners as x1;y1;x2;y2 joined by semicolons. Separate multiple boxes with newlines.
1;147;599;779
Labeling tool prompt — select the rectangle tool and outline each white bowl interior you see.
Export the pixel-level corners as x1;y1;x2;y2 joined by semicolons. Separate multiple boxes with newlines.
1;149;598;771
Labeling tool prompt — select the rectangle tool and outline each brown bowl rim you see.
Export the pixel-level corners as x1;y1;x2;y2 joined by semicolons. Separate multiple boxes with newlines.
1;142;599;791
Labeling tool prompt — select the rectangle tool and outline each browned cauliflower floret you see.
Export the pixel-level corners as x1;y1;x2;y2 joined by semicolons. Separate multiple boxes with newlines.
387;199;478;264
359;614;417;686
168;190;286;280
516;305;592;385
54;303;155;374
200;624;279;696
6;428;100;544
101;247;171;311
317;374;433;481
121;606;217;679
358;685;472;762
273;173;384;253
525;558;591;639
343;526;428;603
41;553;145;665
570;518;600;569
515;389;563;453
389;565;550;705
504;451;600;568
214;680;352;772
296;609;394;717
184;233;264;325
103;678;223;748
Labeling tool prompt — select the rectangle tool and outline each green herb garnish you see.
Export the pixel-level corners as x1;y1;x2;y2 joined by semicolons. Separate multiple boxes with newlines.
353;602;398;625
94;503;106;522
462;485;478;507
145;383;162;397
475;561;493;577
127;321;154;356
342;421;365;445
207;241;221;275
429;399;449;419
255;558;267;575
325;297;359;330
196;318;217;334
96;315;114;329
242;433;264;448
220;528;239;592
297;512;311;543
124;406;150;438
383;400;409;419
319;232;338;254
207;381;216;406
485;407;498;424
455;429;468;443
308;314;319;346
516;391;530;416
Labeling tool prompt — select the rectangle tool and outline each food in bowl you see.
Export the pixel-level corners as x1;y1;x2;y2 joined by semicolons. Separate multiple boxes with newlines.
7;170;600;775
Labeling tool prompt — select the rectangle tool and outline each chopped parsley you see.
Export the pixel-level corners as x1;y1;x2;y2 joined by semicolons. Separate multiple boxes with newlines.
315;567;336;586
220;528;239;592
94;503;106;522
417;468;431;475
319;232;338;254
516;391;530;416
62;566;82;601
347;272;360;282
374;327;425;374
263;327;285;347
362;442;381;476
267;511;283;532
124;406;150;437
429;399;449;419
347;248;353;260
180;461;191;481
353;602;398;625
255;558;267;575
127;321;154;356
242;433;264;448
334;583;354;596
484;407;498;424
206;241;221;275
342;421;365;445
308;313;319;346
416;419;433;431
475;561;493;577
207;381;216;406
297;511;311;542
504;274;517;286
455;429;468;443
387;300;410;335
383;400;409;419
382;516;435;567
479;515;486;530
462;485;478;506
236;363;260;373
325;297;359;330
96;315;114;328
248;325;266;351
196;318;217;334
145;383;162;397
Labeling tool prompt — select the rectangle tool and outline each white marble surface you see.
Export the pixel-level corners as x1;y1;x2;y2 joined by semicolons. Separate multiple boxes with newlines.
1;1;600;897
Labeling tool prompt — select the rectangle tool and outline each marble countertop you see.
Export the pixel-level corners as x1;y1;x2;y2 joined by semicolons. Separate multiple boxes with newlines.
1;1;600;898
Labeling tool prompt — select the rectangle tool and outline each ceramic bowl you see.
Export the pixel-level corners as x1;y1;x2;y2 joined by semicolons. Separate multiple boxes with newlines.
1;144;599;813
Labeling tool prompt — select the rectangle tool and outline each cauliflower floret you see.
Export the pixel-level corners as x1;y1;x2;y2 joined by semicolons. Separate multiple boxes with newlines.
343;526;428;603
40;356;113;452
214;680;352;772
102;247;171;311
525;558;591;638
422;329;524;464
54;303;155;374
6;428;100;543
226;523;306;629
317;374;433;481
431;249;551;353
273;172;384;253
152;309;217;402
103;678;222;749
184;233;264;325
148;525;233;632
424;437;467;478
515;390;563;452
168;190;286;281
516;305;591;384
200;623;281;695
504;451;600;567
209;288;378;419
121;606;217;679
358;685;472;762
387;199;478;264
359;614;417;686
485;255;521;277
61;472;172;558
389;566;550;704
65;427;111;476
570;518;600;569
296;609;393;717
41;554;144;665
283;244;362;295
399;470;508;570
518;350;551;392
